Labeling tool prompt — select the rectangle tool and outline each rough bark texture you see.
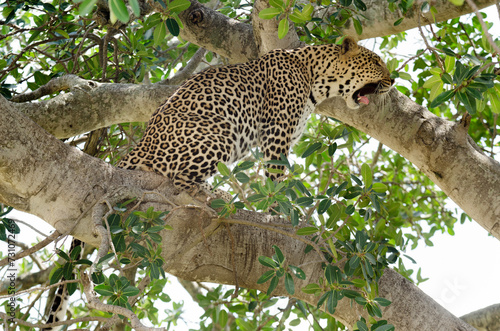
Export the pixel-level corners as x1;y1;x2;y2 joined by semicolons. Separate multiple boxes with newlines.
251;0;302;56
178;0;259;64
13;80;176;139
461;303;500;331
339;0;496;39
316;90;500;239
174;0;497;62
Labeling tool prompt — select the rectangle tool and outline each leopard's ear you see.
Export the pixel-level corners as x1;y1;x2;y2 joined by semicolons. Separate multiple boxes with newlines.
340;36;360;56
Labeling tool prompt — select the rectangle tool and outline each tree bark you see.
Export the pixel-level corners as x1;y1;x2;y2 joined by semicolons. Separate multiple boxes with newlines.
315;90;500;239
174;0;497;62
461;303;500;331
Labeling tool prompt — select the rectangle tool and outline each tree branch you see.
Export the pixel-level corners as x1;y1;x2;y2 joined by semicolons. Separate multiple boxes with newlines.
7;82;177;139
315;89;500;239
177;0;259;63
461;303;500;330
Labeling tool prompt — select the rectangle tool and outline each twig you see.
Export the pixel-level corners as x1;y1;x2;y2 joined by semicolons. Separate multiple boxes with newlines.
0;311;109;329
464;0;500;55
7;218;49;238
162;47;207;85
0;279;79;299
0;231;62;267
81;272;165;331
9;75;95;103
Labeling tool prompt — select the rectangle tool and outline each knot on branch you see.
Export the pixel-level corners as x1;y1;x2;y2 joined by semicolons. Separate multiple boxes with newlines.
416;121;435;146
188;8;204;25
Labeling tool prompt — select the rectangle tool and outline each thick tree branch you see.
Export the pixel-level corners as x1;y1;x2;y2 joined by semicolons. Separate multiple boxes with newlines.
251;0;302;56
339;0;496;40
9;81;177;139
315;89;500;238
176;0;496;61
461;303;500;330
177;0;259;63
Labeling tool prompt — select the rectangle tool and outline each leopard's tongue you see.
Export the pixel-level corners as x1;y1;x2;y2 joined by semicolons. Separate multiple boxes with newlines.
358;95;370;105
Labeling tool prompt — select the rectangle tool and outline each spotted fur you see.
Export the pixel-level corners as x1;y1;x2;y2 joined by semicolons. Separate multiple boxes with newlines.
118;37;394;191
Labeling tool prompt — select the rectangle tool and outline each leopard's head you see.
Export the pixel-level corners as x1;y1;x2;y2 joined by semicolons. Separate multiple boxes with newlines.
310;37;394;109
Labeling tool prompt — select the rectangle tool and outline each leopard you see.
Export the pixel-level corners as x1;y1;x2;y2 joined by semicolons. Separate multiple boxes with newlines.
117;37;394;195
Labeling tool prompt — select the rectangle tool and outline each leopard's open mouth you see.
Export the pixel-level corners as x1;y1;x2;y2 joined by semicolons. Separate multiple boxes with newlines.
353;83;381;105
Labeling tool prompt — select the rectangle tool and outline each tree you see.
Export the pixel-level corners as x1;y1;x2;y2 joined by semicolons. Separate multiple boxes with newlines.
0;0;499;329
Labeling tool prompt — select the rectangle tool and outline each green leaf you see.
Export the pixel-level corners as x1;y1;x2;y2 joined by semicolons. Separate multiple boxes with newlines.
257;270;276;284
166;18;180;36
285;273;295;295
429;90;455;108
109;0;129;23
429;81;444;101
373;324;395;331
353;18;363;35
129;0;140;16
217;162;231;176
448;0;464;6
325;265;341;284
168;0;191;13
219;310;228;327
122;285;140;297
269;0;285;9
301;283;321;294
289;265;306;279
444;56;455;73
153;21;166;46
356;320;369;331
393;17;404;26
318;199;331;214
79;0;98;15
326;291;337;313
361;163;372;188
278;18;289;40
301;142;322;158
367;302;383;318
97;252;114;266
353;0;367;10
296;226;318;235
94;284;115;296
296;196;313;207
69;245;82;260
235;172;249;183
374;297;392;307
423;74;442;89
289;9;306;24
267;276;279;295
488;90;500;114
456;91;476;114
210;199;226;209
55;29;69;39
2;219;20;234
372;182;387;193
258;7;282;19
273;245;285;264
258;256;278;268
56;249;70;262
49;267;64;285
